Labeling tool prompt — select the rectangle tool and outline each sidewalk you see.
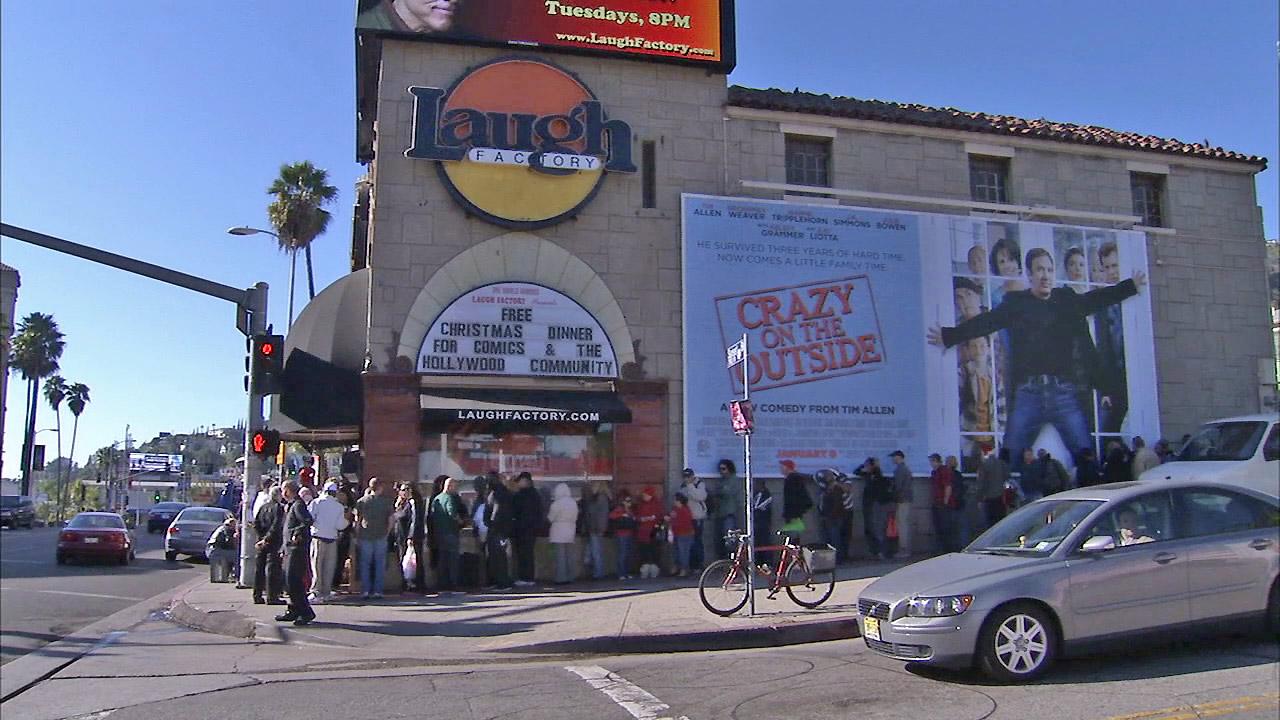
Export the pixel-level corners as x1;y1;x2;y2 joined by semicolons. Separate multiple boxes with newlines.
170;560;910;661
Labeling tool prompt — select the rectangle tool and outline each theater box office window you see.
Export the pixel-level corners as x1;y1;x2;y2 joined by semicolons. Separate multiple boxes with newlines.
415;282;632;487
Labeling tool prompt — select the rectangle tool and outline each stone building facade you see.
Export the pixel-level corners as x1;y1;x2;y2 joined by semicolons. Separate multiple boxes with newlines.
347;36;1270;501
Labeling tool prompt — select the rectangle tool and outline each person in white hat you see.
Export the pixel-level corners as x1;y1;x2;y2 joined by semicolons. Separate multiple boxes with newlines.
308;481;349;603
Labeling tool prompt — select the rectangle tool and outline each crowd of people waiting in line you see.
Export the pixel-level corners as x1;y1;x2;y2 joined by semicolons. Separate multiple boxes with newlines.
230;434;1179;626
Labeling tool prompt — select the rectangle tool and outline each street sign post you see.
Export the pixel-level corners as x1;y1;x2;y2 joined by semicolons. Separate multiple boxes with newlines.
725;333;756;616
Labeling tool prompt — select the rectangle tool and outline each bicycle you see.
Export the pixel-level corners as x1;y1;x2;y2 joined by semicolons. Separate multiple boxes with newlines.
698;529;837;616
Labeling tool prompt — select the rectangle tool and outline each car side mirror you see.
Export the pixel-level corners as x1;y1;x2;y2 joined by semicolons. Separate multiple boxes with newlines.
1080;535;1115;554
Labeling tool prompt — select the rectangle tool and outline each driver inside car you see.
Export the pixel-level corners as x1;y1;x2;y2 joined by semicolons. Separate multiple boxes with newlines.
1116;508;1154;546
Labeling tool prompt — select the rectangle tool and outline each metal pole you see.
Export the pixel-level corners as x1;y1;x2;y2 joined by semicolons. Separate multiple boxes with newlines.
238;282;268;588
287;249;296;330
741;333;755;617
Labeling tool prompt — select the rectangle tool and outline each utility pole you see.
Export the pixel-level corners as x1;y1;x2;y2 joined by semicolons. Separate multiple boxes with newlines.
1;223;270;588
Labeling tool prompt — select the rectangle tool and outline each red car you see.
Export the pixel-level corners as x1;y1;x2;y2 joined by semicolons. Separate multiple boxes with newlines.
57;512;136;565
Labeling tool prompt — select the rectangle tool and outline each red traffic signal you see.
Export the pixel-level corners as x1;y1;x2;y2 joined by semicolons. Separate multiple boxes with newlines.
249;334;285;395
250;429;281;458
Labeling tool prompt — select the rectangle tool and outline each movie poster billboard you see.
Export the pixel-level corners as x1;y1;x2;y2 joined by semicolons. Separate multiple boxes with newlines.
682;194;1158;476
356;0;735;72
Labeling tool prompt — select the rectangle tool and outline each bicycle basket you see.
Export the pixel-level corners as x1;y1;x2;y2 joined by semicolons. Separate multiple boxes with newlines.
802;544;837;572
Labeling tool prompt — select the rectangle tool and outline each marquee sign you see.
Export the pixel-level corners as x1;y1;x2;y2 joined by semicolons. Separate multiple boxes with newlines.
407;58;635;229
418;282;619;378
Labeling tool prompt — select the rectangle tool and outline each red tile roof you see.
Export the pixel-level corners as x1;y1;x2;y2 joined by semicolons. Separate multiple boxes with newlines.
728;86;1267;169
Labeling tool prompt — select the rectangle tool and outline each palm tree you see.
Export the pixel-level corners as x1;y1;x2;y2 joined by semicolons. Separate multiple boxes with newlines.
10;312;64;496
66;382;91;513
267;161;339;323
43;376;68;521
92;443;121;509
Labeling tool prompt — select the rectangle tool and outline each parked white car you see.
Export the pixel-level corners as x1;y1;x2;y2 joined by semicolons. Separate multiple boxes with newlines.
1139;413;1279;498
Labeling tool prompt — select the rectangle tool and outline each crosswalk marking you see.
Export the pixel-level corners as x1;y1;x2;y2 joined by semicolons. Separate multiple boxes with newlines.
565;665;691;720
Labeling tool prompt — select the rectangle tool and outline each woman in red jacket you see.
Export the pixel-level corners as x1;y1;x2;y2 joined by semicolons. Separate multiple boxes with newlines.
608;492;637;579
634;486;664;579
669;492;696;577
929;453;960;553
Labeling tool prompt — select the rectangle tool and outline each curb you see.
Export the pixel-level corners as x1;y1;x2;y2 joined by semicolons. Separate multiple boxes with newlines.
168;586;284;643
1;576;205;703
498;616;862;656
167;586;861;657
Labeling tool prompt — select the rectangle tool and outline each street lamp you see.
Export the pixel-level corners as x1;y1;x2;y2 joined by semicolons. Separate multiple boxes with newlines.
32;427;57;466
227;226;296;329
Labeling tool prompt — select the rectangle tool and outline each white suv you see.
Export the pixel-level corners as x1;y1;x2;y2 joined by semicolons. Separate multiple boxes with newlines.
1140;413;1279;498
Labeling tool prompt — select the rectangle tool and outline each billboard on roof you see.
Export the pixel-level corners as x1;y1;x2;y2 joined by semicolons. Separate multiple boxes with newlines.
356;0;735;72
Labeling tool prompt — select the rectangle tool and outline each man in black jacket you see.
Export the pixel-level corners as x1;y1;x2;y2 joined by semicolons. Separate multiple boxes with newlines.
929;247;1146;471
483;473;513;590
510;472;543;586
276;480;316;626
252;485;284;605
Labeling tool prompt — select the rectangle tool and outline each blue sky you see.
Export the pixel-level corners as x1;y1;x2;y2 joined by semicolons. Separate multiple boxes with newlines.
2;1;1276;472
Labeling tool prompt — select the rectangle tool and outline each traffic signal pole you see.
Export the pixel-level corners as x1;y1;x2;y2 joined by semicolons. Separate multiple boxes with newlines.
240;290;268;587
0;223;270;587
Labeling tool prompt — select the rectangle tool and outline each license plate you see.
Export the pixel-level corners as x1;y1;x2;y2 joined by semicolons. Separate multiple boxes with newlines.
84;537;99;544
863;616;881;642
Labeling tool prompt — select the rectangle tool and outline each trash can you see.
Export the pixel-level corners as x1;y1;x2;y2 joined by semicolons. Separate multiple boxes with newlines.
209;550;233;583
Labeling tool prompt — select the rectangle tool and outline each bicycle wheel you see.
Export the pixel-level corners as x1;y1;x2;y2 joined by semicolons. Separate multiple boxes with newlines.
699;559;750;616
783;560;836;608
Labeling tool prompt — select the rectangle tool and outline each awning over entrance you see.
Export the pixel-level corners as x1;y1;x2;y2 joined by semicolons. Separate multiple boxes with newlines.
420;387;632;426
269;269;369;443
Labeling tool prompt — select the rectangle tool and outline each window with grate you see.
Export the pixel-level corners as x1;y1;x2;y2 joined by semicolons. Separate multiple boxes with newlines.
1130;173;1165;227
969;156;1010;204
785;136;832;188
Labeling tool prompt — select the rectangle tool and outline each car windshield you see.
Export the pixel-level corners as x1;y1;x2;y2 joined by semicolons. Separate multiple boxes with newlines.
1176;421;1268;462
967;499;1103;557
152;503;185;512
0;496;23;508
68;514;125;529
179;508;228;523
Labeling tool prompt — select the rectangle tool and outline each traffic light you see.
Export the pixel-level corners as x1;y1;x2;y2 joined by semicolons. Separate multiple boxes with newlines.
246;333;285;394
250;429;281;459
153;492;161;503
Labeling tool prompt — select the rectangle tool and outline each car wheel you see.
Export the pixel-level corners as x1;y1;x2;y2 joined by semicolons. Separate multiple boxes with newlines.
56;553;66;565
165;550;178;561
977;602;1057;683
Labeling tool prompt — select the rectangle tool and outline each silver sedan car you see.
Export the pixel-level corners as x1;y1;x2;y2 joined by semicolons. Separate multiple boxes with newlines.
164;506;233;561
857;480;1279;682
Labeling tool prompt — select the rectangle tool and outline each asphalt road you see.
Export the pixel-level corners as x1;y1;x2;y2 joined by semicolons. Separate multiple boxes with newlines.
84;628;1280;720
0;524;202;665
